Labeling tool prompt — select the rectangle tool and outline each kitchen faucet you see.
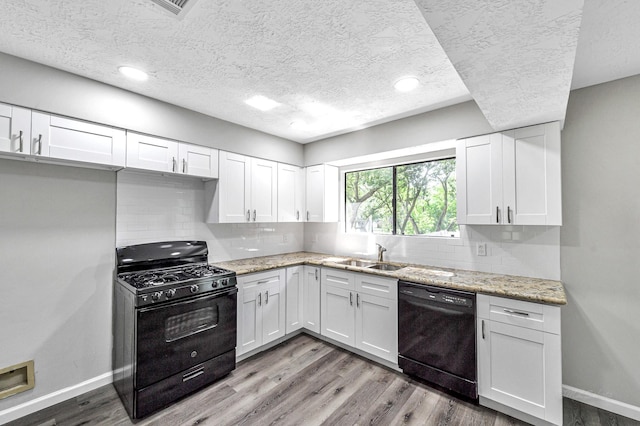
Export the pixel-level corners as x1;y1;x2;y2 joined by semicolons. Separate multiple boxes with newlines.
376;243;387;262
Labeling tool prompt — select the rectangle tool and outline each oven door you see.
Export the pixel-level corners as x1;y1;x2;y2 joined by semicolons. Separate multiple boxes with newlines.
135;287;237;389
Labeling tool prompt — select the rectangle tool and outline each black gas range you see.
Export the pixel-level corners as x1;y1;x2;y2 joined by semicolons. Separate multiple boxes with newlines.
113;240;238;419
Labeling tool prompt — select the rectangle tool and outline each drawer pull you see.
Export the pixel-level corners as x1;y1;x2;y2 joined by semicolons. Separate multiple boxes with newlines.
183;367;204;382
504;308;529;317
482;320;485;339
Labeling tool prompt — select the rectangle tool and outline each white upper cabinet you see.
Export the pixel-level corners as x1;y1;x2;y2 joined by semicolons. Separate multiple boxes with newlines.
212;151;277;223
31;112;126;167
0;103;31;155
126;131;218;178
457;122;562;226
305;164;339;222
277;163;305;222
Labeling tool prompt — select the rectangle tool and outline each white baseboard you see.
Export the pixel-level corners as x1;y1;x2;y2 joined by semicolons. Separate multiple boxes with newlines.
563;385;640;421
0;372;113;425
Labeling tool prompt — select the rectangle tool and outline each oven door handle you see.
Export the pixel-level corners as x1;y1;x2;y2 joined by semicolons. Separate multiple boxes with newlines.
139;286;238;313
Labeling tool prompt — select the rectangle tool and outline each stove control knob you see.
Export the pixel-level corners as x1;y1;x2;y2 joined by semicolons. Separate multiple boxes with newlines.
152;291;163;301
166;289;177;298
190;284;199;294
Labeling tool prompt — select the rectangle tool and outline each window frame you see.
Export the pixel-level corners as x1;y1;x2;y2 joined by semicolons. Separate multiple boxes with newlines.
343;155;458;237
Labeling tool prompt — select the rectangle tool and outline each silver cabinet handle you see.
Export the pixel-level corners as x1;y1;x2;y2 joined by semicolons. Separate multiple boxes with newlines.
18;130;23;152
349;292;353;306
258;292;262;306
504;308;529;317
307;211;310;221
507;206;512;224
265;290;269;304
482;320;485;339
496;206;499;223
172;157;177;172
246;210;251;222
36;134;42;155
296;210;300;221
356;293;360;308
315;268;318;280
253;209;257;222
182;158;187;173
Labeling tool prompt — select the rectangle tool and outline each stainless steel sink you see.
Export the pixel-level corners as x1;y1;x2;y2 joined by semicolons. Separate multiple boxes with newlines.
367;263;403;271
332;259;378;267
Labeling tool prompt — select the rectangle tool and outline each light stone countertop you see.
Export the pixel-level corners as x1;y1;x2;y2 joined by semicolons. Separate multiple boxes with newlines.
213;251;567;306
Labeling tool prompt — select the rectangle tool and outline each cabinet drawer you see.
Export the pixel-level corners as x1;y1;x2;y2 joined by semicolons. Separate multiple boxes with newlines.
321;268;355;290
477;294;560;334
355;273;397;300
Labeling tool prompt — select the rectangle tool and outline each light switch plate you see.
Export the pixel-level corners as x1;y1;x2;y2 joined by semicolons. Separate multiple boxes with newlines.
476;243;487;256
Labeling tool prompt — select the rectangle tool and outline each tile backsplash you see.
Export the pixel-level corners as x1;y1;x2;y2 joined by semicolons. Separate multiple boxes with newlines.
304;222;560;280
116;171;303;262
116;171;560;279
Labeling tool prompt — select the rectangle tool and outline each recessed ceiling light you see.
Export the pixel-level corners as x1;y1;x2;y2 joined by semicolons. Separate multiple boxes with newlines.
118;66;149;81
245;95;281;111
394;77;419;92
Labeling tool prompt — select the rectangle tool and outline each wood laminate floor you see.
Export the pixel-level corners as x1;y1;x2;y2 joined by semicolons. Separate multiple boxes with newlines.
7;335;639;426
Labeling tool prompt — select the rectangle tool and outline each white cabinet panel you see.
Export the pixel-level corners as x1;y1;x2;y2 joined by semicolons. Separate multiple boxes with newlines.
457;122;561;226
32;112;126;167
302;266;321;333
251;158;278;223
237;270;286;356
477;294;562;425
306;164;339;222
126;132;178;172
320;268;398;364
285;266;304;334
0;103;31;155
178;143;218;178
278;163;305;222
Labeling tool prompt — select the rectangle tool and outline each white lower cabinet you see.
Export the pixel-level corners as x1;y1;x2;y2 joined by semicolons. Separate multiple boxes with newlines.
302;266;321;333
237;269;286;356
477;294;562;426
285;266;303;334
320;268;397;364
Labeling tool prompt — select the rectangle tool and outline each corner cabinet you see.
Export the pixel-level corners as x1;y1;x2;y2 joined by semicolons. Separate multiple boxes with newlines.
302;266;321;333
285;266;304;334
305;164;339;222
210;151;277;223
126;132;218;178
278;163;306;222
457;122;562;225
237;269;286;356
320;268;397;363
477;294;562;425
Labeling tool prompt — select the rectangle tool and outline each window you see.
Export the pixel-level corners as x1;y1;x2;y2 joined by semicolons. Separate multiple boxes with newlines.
345;158;458;237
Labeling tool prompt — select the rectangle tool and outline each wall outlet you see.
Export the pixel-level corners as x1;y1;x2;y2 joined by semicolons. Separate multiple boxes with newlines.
476;243;487;256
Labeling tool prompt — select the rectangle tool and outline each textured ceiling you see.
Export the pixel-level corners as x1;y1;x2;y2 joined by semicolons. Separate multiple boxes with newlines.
0;0;638;143
413;0;584;131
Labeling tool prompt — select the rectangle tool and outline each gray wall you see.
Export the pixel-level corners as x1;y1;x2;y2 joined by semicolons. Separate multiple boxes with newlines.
0;159;115;413
560;74;640;407
0;53;303;166
303;100;493;165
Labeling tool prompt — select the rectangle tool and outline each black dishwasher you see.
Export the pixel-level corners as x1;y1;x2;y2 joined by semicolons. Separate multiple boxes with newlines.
398;281;477;400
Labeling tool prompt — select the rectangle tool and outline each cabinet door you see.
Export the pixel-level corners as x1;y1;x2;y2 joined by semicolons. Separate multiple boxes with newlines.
261;272;286;345
0;104;31;155
178;143;218;178
125;131;177;172
285;266;303;334
321;284;355;346
478;319;562;424
32;112;126;167
237;281;261;355
218;151;251;223
456;133;503;224
278;163;305;222
303;266;321;333
251;158;278;223
355;292;398;363
503;122;562;225
305;165;324;222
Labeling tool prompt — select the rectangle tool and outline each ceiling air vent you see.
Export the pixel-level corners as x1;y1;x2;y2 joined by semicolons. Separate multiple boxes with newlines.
149;0;198;18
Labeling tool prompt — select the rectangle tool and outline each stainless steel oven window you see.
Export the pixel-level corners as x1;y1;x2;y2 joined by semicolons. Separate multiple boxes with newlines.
165;306;219;342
